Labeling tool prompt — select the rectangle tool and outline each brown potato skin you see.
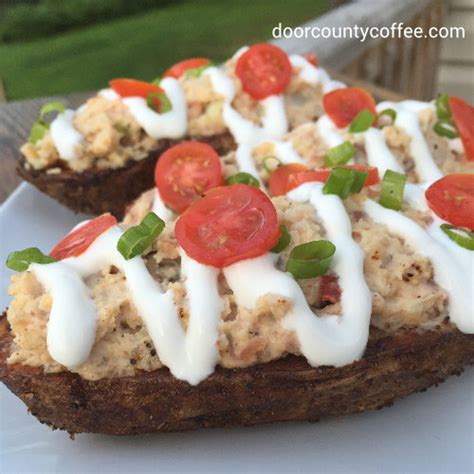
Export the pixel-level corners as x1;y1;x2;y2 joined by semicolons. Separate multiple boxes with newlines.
17;133;235;219
1;314;473;436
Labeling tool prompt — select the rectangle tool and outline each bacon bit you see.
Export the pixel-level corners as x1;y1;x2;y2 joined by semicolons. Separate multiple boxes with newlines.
318;274;341;307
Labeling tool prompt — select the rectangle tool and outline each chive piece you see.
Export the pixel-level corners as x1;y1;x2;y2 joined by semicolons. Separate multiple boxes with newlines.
433;119;459;139
151;77;161;85
262;156;282;173
28;101;65;144
379;170;407;211
28;121;50;144
271;225;291;253
324;141;355;167
287;240;336;279
117;212;165;260
377;108;397;128
6;247;56;272
146;91;172;114
435;94;451;119
225;172;260;188
39;101;65;121
185;62;213;78
440;224;474;251
348;109;376;133
323;167;367;199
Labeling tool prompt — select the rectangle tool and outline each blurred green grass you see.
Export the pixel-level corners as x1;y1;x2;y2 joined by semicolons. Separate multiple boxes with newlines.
0;0;329;101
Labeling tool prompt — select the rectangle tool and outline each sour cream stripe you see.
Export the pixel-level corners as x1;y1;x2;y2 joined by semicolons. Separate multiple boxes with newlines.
31;226;223;385
224;182;372;366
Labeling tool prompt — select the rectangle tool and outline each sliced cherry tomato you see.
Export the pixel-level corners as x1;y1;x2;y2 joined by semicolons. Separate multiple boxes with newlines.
268;163;308;196
323;87;377;128
449;96;474;161
163;58;211;79
50;214;117;260
109;78;162;98
270;164;379;195
154;141;223;213
425;174;474;230
303;52;319;67
175;184;280;268
235;43;292;100
318;274;341;306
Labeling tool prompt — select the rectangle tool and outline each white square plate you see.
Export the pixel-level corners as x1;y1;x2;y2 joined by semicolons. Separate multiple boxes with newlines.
0;184;473;474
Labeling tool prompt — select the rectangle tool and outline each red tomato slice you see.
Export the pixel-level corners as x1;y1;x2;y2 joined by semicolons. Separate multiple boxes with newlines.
109;78;162;99
270;164;379;195
303;52;319;67
323;87;377;128
425;174;474;230
175;184;280;267
50;214;117;260
154;141;224;213
268;163;308;196
449;96;474;161
163;58;211;79
235;43;292;100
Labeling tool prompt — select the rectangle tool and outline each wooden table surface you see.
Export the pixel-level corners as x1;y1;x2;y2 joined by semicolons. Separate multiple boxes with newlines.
0;74;406;205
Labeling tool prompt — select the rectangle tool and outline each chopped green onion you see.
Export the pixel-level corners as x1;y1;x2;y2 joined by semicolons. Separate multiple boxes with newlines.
117;212;165;260
323;167;367;199
324;141;354;167
146;91;172;114
377;108;397;128
379;170;407;211
39;101;65;121
6;247;56;272
433;119;459;139
151;77;161;85
28;121;50;144
349;109;376;133
262;155;282;173
185;62;213;78
271;225;291;253
440;224;474;251
28;101;65;144
435;94;451;120
225;172;260;188
287;240;336;279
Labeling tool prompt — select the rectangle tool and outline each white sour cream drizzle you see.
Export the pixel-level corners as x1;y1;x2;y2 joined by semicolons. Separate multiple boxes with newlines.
49;110;84;161
377;101;443;182
290;55;346;93
151;188;174;222
32;227;223;385
225;182;372;366
364;127;404;176
122;78;187;140
316;114;345;148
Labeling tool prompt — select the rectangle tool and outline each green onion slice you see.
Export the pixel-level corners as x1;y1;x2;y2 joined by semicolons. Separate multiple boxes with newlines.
225;172;260;188
323;167;367;199
151;77;161;85
117;212;165;260
348;109;376;133
262;155;282;173
28;121;50;144
6;247;56;272
28;101;65;144
433;119;459;139
271;225;291;253
185;62;214;78
377;108;397;128
287;240;336;279
435;94;451;120
379;169;407;211
440;224;474;251
39;101;65;121
324;141;355;167
146;91;172;114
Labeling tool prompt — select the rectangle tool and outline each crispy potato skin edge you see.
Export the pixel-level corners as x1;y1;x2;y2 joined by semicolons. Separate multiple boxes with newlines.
1;314;473;436
17;133;235;219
